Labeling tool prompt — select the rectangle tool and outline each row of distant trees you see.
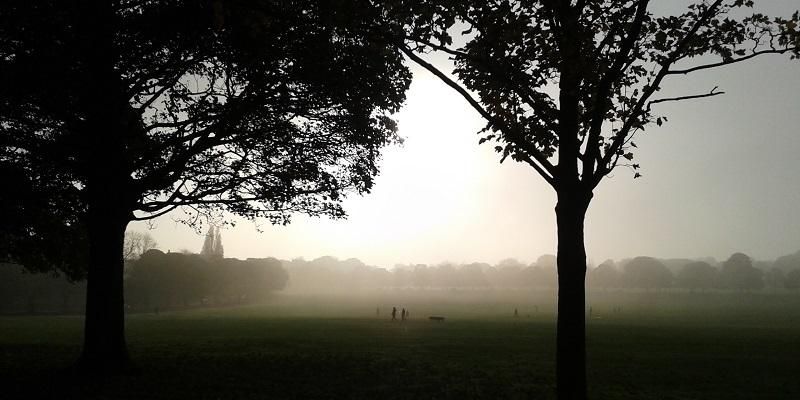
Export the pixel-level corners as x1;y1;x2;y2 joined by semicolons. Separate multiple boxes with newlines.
283;255;558;291
0;232;289;314
4;248;800;314
0;252;290;314
591;253;800;292
284;251;800;292
125;250;288;310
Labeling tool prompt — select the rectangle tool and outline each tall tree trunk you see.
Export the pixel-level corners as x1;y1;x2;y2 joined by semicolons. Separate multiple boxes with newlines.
77;185;132;373
76;100;134;372
74;0;135;373
555;189;591;400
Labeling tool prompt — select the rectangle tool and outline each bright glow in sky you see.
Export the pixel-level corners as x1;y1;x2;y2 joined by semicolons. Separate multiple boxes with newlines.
131;2;800;268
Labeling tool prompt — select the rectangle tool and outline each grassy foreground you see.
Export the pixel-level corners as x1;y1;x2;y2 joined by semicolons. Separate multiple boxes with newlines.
1;291;799;399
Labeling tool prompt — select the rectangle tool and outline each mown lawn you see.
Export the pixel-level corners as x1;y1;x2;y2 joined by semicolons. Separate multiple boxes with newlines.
1;292;799;399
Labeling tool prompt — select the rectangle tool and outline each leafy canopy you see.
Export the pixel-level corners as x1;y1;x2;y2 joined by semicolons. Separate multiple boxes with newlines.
0;0;411;272
392;0;800;188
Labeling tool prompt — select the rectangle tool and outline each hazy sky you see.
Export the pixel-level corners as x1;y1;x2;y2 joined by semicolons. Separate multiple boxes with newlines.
131;1;800;268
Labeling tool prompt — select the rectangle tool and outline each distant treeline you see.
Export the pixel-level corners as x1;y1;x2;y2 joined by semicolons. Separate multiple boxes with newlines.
0;250;288;314
589;252;800;292
284;251;800;292
283;255;558;291
3;250;800;314
125;250;288;310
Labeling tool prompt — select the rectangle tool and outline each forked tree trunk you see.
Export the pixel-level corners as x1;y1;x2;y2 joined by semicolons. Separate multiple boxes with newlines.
555;189;591;400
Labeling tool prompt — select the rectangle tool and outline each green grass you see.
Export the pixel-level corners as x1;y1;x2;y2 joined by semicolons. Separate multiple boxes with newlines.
1;291;799;399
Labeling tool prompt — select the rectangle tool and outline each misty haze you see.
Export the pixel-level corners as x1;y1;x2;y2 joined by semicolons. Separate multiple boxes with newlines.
2;1;800;400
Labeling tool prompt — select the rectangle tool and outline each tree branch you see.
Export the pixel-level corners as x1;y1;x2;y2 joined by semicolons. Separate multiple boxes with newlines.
648;86;725;109
404;36;559;134
583;0;650;186
403;36;469;59
594;0;725;187
666;47;800;75
135;69;187;113
131;204;179;221
398;44;557;186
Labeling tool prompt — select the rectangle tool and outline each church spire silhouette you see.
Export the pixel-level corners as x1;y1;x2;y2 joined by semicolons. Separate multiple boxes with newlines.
200;225;223;258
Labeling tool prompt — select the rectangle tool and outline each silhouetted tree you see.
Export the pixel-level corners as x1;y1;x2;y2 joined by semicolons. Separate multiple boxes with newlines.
773;251;800;273
590;260;621;290
126;250;188;308
676;261;718;292
1;0;410;372
720;253;764;291
123;231;158;261
0;164;88;281
623;256;673;290
390;1;799;396
125;251;286;308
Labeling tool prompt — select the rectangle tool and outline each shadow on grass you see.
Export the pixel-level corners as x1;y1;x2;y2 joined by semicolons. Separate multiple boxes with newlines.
3;347;552;400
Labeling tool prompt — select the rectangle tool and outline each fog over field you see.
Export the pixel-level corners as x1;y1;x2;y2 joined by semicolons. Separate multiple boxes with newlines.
4;228;799;315
4;0;800;399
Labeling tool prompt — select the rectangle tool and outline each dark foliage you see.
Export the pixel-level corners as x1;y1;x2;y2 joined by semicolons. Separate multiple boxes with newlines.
0;0;411;253
0;0;411;370
387;2;800;397
720;252;764;291
676;261;718;292
126;250;288;309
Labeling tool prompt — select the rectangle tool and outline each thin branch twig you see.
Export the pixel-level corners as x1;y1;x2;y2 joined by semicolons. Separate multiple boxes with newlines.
648;86;725;109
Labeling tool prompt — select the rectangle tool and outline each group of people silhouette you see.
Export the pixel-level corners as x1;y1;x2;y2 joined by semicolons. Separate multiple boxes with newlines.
378;306;410;321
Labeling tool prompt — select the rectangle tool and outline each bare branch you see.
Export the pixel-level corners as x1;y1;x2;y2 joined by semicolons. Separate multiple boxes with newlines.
666;47;800;75
648;86;725;109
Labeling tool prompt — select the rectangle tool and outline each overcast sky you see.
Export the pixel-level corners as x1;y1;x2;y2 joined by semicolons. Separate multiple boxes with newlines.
131;1;800;268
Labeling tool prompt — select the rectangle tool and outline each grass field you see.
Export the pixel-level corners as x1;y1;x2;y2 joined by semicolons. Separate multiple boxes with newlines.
1;290;800;399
